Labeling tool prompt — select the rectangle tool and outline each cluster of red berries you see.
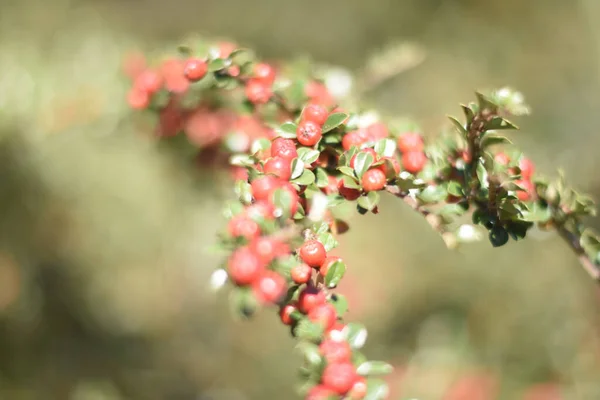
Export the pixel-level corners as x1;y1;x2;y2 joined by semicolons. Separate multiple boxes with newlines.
494;152;536;201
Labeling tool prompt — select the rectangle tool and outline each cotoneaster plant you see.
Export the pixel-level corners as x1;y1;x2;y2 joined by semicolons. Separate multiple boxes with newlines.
123;38;600;400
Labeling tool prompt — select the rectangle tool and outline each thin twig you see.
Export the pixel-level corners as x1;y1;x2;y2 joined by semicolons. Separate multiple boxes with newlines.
556;224;600;282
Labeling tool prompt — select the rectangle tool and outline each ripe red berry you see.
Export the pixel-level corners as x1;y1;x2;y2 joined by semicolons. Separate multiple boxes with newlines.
279;303;297;326
308;303;337;331
349;148;378;169
319;339;352;363
264;157;292;180
321;362;358;395
377;156;401;177
361;168;387;192
228;247;265;285
250;237;287;265
245;78;272;104
397;132;424;153
291;263;313;284
253;62;276;85
245;201;276;220
271;137;298;161
302;103;329;125
251;175;281;201
519;157;535;179
184;58;208;82
297;120;323;147
127;88;150;110
253;271;286;304
402;151;427;174
348;377;368;399
494;152;510;166
299;240;327;268
515;179;535;201
342;131;366;151
297;286;327;314
134;69;163;93
306;385;337;400
227;215;261;239
337;179;362;201
319;256;341;277
366;122;389;140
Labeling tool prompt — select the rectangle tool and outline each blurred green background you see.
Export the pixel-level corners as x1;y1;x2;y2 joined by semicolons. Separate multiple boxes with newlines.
1;0;600;398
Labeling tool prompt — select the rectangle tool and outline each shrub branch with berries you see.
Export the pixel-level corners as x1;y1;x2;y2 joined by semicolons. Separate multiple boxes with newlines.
124;38;600;399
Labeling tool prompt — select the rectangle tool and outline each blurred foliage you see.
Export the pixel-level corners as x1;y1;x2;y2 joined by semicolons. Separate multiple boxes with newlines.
1;0;600;399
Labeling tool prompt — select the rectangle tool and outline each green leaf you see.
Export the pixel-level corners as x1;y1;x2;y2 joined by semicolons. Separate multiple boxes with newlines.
476;91;498;112
208;58;227;72
322;112;348;133
461;104;475;124
292;169;315;186
330;294;348;316
317;232;338;252
290;158;305;180
357;191;380;211
294;319;324;343
325;260;346;288
315;168;329;188
446;181;464;197
338;166;356;177
297;147;321;164
356;361;394;376
476;159;489;189
364;378;389;400
343;323;368;349
519;202;552;223
250;138;272;154
229;48;254;65
276;122;298;139
447;115;467;135
229;287;258;319
235;180;253;204
481;135;513;148
489;226;509;247
353;151;375;179
484;116;518;131
295;342;323;366
229;154;255;167
223;200;245;219
439;203;467;223
272;187;294;217
417;185;447;204
373;138;396;157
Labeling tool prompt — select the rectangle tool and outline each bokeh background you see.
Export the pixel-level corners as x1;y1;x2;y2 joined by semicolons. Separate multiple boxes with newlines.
1;0;600;398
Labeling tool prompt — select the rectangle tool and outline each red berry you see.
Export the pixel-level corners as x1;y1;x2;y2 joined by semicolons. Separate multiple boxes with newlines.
348;377;368;399
134;70;163;93
319;339;352;363
342;131;365;151
246;201;276;220
253;271;286;304
366;122;389;140
377;156;401;177
299;240;327;268
245;78;272;104
327;322;346;339
319;256;341;277
361;168;387;192
279;303;297;326
397;133;424;153
515;179;535;201
519;157;535;179
254;62;276;85
306;385;336;400
264;157;292;180
337;179;362;201
320;176;339;196
271;137;298;161
297;120;323;147
321;362;358;395
291;263;313;284
297;286;327;314
127;88;150;110
349;148;378;169
308;303;337;331
228;247;265;285
184;58;208;82
227;215;261;239
251;175;281;201
250;237;287;264
402;151;427;174
302;103;329;125
494;152;510;166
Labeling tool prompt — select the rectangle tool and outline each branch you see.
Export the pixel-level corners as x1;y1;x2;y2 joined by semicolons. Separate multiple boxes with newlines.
556;224;600;282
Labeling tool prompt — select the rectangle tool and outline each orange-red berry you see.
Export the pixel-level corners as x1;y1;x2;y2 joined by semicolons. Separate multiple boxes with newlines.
228;247;265;285
397;132;424;153
321;362;358;395
402;151;427;174
184;58;208;82
291;263;313;284
297;120;323;147
299;240;327;268
361;168;387;192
